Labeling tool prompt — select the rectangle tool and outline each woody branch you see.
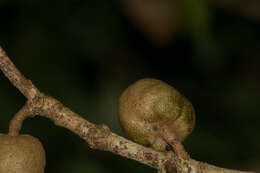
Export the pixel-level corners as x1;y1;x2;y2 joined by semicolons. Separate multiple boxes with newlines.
0;46;253;173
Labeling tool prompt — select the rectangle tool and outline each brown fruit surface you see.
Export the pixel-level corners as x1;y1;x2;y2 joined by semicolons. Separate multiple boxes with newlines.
118;78;195;151
0;134;46;173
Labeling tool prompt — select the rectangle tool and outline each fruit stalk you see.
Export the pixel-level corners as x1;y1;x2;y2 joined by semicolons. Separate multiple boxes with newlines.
0;46;254;173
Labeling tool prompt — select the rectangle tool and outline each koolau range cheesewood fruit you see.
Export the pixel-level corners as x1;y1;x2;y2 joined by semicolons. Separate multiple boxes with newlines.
0;134;46;173
118;78;195;151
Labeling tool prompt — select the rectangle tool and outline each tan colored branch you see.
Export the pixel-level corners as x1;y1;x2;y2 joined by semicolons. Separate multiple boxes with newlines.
0;48;38;99
0;46;254;173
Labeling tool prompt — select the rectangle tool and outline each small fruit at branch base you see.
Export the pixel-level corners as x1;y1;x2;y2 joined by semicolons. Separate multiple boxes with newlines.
0;134;46;173
118;78;195;151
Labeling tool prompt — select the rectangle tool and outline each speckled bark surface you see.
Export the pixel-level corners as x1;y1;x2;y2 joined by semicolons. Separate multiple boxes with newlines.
0;46;254;173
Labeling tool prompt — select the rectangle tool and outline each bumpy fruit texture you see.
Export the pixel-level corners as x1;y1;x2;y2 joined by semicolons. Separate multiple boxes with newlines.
118;78;195;151
0;134;46;173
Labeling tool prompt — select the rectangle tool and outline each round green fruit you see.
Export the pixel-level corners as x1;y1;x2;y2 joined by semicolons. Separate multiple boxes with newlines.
118;78;195;151
0;134;46;173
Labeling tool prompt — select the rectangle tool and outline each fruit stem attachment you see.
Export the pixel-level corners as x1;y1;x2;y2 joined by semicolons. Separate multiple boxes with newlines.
159;125;190;160
8;103;33;136
0;46;255;173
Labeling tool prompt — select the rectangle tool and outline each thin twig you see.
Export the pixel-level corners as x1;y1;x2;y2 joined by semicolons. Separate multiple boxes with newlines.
0;46;254;173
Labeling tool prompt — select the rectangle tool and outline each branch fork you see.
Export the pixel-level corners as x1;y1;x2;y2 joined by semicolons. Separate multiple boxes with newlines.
0;46;254;173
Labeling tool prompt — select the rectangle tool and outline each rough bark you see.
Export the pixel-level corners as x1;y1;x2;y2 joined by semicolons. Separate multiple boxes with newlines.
0;46;254;173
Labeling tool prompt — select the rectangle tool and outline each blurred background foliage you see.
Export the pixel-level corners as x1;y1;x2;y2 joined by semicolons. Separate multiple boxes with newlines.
0;0;260;172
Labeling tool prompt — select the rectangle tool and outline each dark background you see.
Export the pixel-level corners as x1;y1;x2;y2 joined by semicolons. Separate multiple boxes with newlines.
0;0;260;172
